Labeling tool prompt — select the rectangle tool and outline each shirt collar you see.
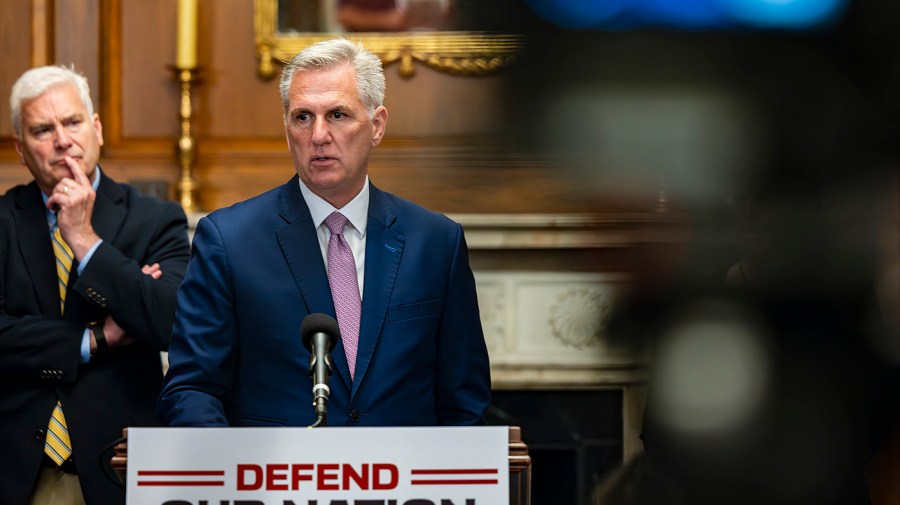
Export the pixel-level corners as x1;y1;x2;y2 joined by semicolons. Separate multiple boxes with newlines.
298;176;369;238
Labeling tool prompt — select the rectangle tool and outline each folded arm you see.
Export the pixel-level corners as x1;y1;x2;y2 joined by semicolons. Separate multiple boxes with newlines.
72;202;189;351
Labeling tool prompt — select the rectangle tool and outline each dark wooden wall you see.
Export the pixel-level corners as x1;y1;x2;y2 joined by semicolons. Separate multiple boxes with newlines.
0;0;613;214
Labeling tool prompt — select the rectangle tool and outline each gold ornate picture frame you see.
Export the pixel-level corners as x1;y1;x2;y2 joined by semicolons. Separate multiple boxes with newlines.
254;0;524;78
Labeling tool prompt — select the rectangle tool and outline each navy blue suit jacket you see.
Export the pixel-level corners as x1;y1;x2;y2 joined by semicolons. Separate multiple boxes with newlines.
158;178;491;427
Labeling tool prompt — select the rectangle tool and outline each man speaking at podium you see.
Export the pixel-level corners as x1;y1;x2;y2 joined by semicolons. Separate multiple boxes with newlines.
158;38;491;428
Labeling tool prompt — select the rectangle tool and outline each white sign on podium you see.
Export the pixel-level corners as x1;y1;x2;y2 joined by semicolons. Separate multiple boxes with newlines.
126;426;508;505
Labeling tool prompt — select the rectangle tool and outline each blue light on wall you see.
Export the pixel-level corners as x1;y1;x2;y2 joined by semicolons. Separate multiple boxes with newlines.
526;0;852;30
636;0;730;29
524;0;629;30
719;0;850;29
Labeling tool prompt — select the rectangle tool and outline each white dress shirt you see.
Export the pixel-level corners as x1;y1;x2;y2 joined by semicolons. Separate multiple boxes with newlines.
298;177;369;299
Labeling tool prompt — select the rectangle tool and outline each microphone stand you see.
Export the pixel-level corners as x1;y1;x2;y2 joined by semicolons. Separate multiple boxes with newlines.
301;313;339;428
308;348;334;427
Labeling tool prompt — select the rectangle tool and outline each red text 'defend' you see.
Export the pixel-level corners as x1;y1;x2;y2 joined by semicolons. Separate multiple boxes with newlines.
236;463;399;491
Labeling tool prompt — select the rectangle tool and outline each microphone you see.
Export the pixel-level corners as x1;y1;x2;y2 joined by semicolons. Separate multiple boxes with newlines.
301;313;339;427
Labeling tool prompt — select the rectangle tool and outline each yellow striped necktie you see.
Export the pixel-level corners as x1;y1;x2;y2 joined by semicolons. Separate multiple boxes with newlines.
45;400;72;465
45;225;73;465
51;226;73;314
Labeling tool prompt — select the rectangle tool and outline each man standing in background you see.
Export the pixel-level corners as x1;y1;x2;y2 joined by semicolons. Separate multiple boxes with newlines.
0;65;190;505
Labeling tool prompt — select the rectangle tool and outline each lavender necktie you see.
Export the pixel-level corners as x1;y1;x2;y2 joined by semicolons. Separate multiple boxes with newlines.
324;212;361;379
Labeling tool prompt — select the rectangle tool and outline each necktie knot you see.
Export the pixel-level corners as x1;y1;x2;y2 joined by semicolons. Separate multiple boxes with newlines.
324;212;349;236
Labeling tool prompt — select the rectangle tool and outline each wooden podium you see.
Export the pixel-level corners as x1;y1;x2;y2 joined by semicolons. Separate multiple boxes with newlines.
507;426;533;505
112;425;531;505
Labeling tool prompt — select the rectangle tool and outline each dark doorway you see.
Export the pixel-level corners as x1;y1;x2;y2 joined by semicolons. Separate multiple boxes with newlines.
488;389;624;505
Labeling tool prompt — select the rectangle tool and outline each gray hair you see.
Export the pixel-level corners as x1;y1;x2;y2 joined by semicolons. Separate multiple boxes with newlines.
10;65;94;137
279;38;385;118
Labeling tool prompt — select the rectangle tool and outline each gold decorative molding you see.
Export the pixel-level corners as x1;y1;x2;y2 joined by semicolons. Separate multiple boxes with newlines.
254;0;523;79
173;68;200;212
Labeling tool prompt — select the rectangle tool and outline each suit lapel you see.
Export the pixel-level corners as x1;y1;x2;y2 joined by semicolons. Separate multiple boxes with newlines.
274;178;353;388
14;184;59;317
90;172;127;247
352;185;404;397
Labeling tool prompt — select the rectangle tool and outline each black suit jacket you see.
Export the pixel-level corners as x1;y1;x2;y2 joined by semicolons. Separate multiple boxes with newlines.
0;171;190;505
